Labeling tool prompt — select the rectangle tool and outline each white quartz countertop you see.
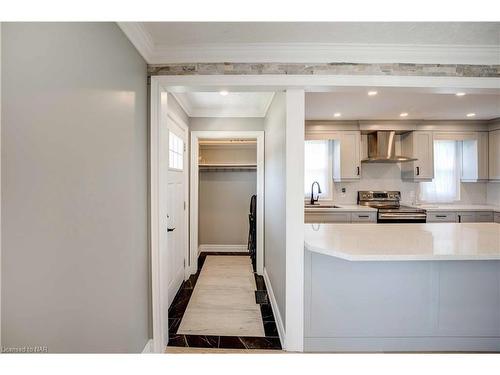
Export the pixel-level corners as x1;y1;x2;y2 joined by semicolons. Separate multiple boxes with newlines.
304;203;377;212
402;203;500;213
304;223;500;261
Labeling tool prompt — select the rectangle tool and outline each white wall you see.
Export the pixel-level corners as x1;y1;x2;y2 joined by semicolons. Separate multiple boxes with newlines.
1;23;149;353
331;163;489;205
264;93;287;327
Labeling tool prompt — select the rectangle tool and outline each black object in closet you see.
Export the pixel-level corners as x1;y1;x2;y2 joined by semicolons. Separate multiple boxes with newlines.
248;194;257;271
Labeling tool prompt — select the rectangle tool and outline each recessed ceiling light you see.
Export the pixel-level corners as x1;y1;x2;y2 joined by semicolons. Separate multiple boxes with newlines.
368;91;378;96
219;90;229;96
466;113;476;117
400;112;409;117
333;112;342;118
455;92;466;97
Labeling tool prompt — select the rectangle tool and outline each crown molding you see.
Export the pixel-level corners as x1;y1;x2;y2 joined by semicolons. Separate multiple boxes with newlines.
118;23;500;66
149;43;500;65
117;22;155;62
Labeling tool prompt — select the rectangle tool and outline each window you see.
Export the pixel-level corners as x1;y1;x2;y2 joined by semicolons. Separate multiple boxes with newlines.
419;140;460;203
169;131;184;170
304;140;331;200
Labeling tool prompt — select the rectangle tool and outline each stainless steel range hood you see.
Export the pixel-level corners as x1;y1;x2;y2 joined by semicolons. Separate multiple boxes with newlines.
361;131;416;163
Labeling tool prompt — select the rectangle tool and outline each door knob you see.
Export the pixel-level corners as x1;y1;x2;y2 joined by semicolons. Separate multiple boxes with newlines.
167;227;176;232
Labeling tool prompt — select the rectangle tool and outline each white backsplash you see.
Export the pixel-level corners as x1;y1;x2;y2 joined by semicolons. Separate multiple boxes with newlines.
331;163;489;205
487;182;500;206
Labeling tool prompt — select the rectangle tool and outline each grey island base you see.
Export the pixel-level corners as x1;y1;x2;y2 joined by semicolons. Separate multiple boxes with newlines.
304;223;500;352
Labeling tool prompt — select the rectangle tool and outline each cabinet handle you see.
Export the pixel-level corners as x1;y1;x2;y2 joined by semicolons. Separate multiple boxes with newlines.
416;166;420;176
358;215;369;218
357;166;360;176
435;215;446;218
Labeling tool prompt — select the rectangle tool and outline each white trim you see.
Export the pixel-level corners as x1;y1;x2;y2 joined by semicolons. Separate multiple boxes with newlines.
141;339;154;353
263;268;285;349
198;244;248;253
0;21;3;350
150;80;168;353
159;75;500;92
284;90;305;352
117;22;154;62
190;130;265;276
149;43;499;65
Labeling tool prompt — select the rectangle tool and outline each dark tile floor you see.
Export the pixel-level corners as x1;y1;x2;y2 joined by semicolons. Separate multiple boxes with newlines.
167;252;282;350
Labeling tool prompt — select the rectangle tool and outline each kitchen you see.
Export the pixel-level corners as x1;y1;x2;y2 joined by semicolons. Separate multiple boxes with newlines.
303;88;500;352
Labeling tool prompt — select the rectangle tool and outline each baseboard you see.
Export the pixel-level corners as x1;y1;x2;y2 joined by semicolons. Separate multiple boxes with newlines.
198;244;248;254
263;268;285;349
142;339;154;353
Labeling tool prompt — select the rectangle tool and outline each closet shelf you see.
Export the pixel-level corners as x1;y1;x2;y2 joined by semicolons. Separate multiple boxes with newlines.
199;163;257;172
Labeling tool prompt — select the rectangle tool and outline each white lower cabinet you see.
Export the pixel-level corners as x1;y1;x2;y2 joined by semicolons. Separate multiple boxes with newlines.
351;212;377;223
305;212;351;223
475;212;494;222
427;212;457;223
429;211;494;223
304;211;376;223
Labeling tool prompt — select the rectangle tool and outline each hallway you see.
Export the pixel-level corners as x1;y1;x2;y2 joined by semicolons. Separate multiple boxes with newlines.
167;253;281;349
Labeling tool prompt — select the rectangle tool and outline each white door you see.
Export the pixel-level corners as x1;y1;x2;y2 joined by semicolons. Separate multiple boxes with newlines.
167;117;187;307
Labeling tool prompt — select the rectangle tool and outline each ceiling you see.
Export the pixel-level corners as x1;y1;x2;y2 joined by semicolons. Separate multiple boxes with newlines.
118;22;500;65
305;89;500;120
173;92;275;117
144;22;500;46
171;89;500;120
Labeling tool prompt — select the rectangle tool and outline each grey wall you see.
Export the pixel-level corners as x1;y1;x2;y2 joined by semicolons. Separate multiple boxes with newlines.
189;117;264;131
264;93;287;325
199;171;256;245
1;23;149;353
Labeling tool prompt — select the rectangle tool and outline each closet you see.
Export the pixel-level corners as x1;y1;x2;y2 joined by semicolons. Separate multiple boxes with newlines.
198;139;257;264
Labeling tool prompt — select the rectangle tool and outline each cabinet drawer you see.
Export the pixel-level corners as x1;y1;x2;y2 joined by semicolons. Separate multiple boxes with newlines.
350;212;377;223
475;211;494;222
305;212;351;223
427;212;457;223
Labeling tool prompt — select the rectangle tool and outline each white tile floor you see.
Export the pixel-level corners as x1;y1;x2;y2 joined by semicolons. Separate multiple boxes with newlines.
177;255;265;337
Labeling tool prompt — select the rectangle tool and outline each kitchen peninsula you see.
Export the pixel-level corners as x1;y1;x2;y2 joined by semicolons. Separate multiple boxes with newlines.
304;223;500;352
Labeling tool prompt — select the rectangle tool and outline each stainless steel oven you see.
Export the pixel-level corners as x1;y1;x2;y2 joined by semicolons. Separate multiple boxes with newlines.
357;191;427;223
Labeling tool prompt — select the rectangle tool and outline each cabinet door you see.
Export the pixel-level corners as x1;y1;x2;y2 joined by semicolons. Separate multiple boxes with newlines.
489;130;500;180
477;132;489;180
413;131;434;180
495;212;500;223
475;212;494;222
333;131;361;181
457;212;476;223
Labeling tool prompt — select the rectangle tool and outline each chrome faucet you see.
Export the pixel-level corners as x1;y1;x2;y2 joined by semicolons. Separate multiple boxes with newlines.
310;181;322;205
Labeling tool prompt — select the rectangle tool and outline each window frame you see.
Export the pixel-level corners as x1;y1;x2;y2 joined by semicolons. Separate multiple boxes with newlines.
168;131;184;171
304;140;333;201
419;140;461;204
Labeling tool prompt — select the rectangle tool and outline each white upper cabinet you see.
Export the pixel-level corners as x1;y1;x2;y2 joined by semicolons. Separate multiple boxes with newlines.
332;131;361;181
461;132;489;182
401;131;434;181
489;129;500;181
